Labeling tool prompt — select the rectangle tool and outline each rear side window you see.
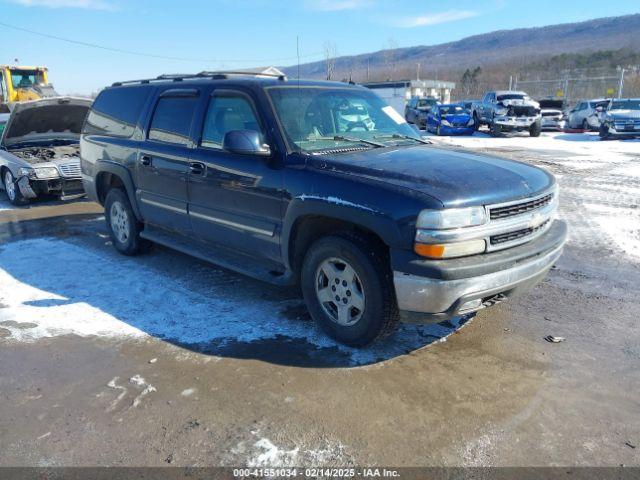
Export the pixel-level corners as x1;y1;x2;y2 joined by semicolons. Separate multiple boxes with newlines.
84;86;150;138
148;96;198;145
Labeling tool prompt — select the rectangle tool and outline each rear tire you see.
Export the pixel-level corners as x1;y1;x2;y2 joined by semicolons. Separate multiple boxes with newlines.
301;232;399;347
2;169;28;206
582;119;590;132
104;188;150;255
529;120;542;137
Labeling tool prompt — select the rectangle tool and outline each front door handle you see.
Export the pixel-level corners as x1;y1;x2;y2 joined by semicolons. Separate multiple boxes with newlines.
139;155;152;166
189;162;205;175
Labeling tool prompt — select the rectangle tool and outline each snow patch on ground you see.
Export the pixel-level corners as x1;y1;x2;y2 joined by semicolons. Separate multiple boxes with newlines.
0;238;467;366
584;203;640;260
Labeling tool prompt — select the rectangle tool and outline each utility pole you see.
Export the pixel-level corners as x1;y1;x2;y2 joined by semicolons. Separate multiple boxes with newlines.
509;75;513;90
618;68;626;99
416;63;420;81
366;58;370;82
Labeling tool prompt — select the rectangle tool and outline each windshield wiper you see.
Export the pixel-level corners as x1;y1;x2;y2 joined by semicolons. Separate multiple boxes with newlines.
310;135;386;148
374;134;431;145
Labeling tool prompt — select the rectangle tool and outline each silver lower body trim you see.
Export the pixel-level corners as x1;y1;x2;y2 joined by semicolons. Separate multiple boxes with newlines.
140;197;187;214
394;243;564;320
189;210;274;237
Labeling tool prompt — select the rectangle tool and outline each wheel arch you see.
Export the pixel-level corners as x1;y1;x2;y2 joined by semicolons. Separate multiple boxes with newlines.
282;200;403;279
94;161;142;221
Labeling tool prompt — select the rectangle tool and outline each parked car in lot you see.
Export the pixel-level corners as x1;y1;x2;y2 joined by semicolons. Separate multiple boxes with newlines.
566;98;609;130
404;96;437;128
81;73;567;346
1;97;91;205
538;99;566;131
599;98;640;140
472;91;542;137
426;103;475;136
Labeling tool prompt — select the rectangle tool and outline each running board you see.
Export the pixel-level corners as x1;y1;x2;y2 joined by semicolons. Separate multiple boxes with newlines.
140;226;295;286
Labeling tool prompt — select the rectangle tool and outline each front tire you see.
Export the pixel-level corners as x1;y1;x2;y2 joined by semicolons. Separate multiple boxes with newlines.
529;120;542;137
2;169;28;206
104;188;150;255
301;232;399;347
489;121;502;137
582;119;590;132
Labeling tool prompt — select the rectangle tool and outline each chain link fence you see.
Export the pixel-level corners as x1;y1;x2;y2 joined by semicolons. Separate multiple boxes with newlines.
451;67;640;105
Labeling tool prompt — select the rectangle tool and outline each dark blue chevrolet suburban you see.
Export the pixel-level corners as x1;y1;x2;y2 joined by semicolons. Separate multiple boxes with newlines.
80;72;567;347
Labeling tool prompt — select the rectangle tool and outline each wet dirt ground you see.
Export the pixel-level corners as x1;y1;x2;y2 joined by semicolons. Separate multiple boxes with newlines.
1;137;639;467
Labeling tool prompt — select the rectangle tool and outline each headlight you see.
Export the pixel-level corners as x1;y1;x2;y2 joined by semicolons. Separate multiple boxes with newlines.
467;118;475;126
414;239;486;259
496;108;509;116
441;119;452;127
33;167;60;179
17;167;35;178
415;207;488;259
417;206;488;230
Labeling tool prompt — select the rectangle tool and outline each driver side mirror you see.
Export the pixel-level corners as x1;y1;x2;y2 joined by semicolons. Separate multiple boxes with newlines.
223;130;271;156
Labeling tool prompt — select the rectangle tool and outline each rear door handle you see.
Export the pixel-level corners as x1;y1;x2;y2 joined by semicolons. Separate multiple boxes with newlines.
189;162;205;175
139;155;152;166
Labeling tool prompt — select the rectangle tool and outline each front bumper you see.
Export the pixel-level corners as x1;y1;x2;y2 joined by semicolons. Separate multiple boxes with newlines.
393;220;567;323
438;125;475;136
494;116;539;129
602;123;640;137
17;176;84;199
541;118;565;130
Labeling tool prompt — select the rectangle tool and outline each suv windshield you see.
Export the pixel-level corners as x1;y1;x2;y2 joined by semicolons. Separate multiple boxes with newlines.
439;105;465;115
610;100;640;111
268;86;420;152
497;94;529;101
417;99;436;108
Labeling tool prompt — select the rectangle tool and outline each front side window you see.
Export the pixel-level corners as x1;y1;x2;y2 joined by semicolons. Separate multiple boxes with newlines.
148;96;198;145
201;93;263;149
267;86;420;153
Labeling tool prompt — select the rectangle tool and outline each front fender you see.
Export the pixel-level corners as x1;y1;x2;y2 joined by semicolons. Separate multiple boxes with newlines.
281;195;410;271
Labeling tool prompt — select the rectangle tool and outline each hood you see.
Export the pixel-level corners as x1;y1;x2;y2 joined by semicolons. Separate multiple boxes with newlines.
2;97;92;148
606;110;640;120
307;145;554;208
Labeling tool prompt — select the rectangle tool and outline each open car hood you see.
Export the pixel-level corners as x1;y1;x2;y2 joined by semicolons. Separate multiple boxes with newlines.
2;97;92;148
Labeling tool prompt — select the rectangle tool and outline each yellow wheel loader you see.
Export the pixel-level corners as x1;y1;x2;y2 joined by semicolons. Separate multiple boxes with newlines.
0;65;58;112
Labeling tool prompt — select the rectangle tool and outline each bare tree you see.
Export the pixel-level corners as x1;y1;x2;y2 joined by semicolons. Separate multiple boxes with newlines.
323;42;338;81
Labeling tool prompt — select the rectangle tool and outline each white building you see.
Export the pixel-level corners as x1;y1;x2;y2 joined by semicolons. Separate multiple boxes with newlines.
362;79;456;114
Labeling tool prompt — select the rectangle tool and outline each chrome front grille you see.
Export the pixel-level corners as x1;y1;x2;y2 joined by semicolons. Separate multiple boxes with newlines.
490;193;553;220
415;187;558;254
490;220;551;246
57;162;82;178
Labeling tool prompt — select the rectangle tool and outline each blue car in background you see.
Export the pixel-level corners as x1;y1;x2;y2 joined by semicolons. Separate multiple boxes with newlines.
426;103;475;136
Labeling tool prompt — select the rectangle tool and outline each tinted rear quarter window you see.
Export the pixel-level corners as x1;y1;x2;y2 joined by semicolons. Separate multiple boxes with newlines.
84;86;150;138
148;96;198;146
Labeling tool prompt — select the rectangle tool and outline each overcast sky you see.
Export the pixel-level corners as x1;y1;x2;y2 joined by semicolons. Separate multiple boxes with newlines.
1;0;639;94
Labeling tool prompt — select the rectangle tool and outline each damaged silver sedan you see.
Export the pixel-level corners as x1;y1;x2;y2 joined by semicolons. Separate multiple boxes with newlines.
0;97;91;205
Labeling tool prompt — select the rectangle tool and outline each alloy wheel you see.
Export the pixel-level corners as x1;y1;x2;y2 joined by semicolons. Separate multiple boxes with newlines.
110;201;130;244
315;257;365;326
4;171;16;201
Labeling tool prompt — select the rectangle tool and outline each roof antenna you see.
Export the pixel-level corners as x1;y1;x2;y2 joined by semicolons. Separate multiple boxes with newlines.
296;35;300;84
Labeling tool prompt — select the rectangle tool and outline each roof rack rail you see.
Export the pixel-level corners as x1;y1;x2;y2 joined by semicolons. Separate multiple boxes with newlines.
198;70;287;81
111;70;287;87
